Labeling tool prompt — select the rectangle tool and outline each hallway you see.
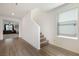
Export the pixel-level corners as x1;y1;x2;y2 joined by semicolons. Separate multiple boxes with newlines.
0;38;79;56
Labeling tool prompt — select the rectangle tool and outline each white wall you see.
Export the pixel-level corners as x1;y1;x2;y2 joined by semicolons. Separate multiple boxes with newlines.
0;19;3;40
48;3;79;53
20;11;40;49
19;19;23;37
34;10;56;44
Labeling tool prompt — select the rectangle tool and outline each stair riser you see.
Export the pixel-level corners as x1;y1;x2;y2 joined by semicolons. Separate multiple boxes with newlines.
40;37;46;40
41;40;48;44
40;42;48;48
40;39;46;42
40;35;44;37
40;32;48;48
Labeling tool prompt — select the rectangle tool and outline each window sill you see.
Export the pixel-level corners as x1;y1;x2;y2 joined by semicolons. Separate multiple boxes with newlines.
57;35;78;40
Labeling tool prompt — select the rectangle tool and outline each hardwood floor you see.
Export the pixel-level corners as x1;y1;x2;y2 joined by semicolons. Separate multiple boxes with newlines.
0;38;79;56
3;34;19;39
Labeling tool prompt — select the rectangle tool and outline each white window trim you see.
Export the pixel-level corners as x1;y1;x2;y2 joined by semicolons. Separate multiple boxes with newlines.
58;35;78;40
57;8;79;39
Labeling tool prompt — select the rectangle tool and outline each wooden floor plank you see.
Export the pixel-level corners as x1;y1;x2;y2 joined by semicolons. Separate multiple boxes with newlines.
0;38;79;56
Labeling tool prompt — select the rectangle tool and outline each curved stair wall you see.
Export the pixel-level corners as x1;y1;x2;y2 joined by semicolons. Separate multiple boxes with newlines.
20;10;40;49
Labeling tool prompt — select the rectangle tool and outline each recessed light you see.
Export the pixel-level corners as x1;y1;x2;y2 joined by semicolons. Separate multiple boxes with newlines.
12;12;15;15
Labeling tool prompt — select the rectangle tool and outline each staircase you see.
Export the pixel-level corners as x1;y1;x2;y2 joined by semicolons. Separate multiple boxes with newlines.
40;32;48;48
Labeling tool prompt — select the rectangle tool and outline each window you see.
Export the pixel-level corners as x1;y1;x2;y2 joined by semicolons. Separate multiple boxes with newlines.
6;24;13;31
58;9;78;37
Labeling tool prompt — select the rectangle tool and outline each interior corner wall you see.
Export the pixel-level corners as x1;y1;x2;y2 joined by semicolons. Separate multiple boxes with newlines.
0;19;3;40
48;3;79;54
19;20;23;38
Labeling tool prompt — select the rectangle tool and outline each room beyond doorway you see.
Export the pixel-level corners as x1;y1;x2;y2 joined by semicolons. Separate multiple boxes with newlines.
3;20;19;39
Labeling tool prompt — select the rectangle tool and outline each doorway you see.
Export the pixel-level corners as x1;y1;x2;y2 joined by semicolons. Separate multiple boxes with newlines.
3;20;19;39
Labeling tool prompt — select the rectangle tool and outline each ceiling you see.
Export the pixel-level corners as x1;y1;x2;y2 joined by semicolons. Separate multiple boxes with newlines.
0;3;64;19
